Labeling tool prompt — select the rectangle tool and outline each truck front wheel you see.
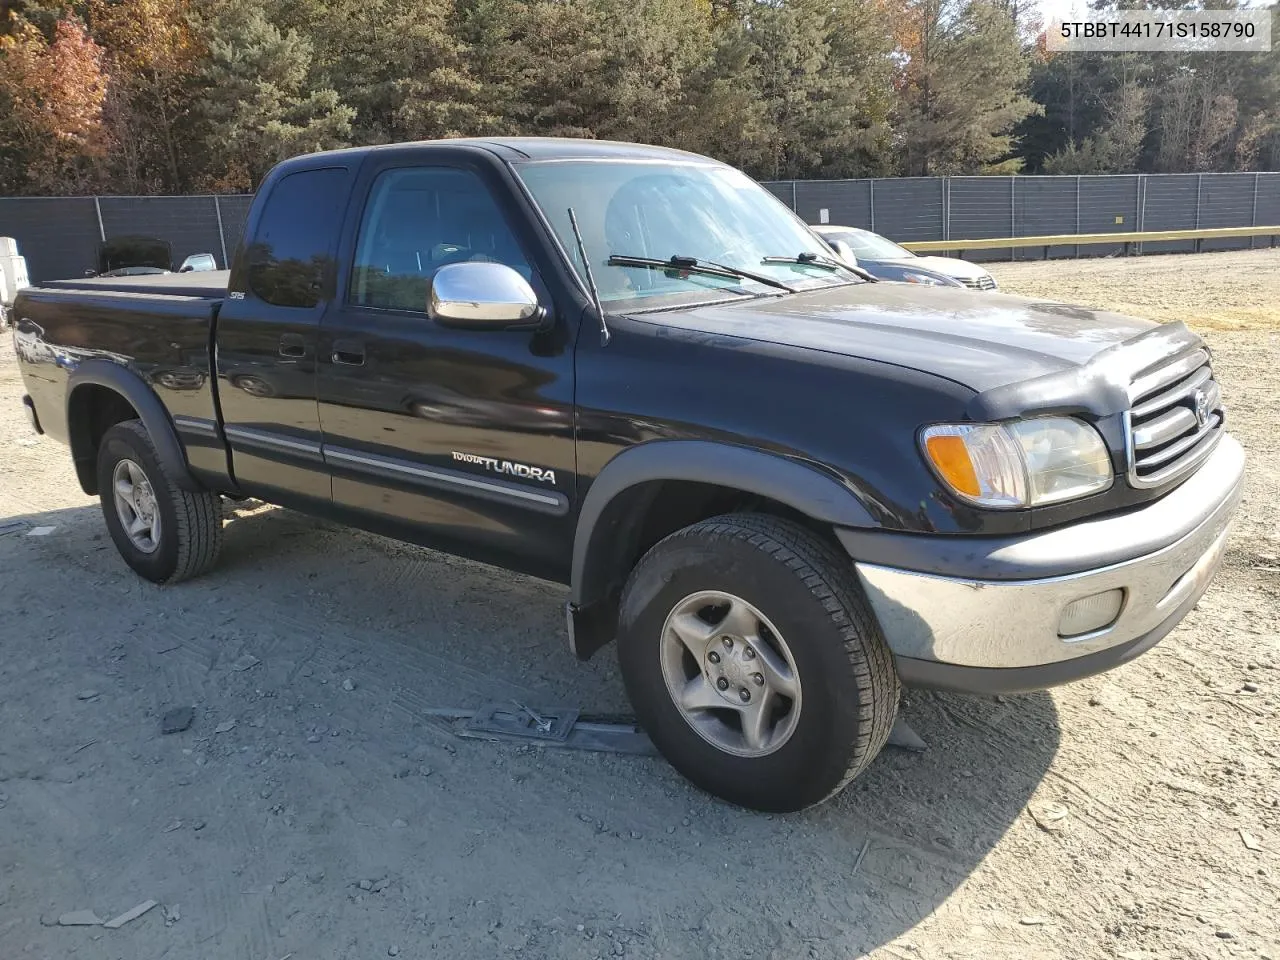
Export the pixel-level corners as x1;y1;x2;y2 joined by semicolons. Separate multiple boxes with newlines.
617;514;899;812
96;420;223;584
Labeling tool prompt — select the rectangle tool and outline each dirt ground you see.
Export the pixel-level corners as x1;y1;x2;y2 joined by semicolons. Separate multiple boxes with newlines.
989;247;1280;331
1;250;1277;960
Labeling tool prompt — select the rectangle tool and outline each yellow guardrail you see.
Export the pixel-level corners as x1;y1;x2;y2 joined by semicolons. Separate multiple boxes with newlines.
900;225;1280;253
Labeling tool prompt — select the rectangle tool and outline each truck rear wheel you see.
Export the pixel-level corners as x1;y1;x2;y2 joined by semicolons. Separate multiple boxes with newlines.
96;420;223;584
617;514;899;812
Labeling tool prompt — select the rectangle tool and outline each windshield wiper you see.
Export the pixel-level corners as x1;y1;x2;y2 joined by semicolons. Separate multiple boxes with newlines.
762;252;879;282
607;254;796;293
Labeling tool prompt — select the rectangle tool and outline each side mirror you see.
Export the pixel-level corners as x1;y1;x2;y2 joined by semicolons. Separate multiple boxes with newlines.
428;262;545;330
827;239;858;268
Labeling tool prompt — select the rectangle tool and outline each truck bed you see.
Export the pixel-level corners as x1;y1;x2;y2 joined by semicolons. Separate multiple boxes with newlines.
38;269;230;300
13;275;228;487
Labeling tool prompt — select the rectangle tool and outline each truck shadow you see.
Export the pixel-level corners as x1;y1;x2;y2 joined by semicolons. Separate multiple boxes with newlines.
3;500;1061;959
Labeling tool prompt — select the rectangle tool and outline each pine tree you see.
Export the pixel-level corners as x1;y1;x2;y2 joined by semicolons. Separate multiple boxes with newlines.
459;0;610;139
187;3;353;189
265;0;488;144
894;0;1037;175
675;15;771;172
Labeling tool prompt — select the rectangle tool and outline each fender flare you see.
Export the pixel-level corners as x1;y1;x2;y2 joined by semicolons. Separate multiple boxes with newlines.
569;440;877;609
67;359;202;495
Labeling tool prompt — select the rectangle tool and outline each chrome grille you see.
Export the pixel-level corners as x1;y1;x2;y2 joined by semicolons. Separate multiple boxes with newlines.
1125;346;1224;488
959;275;997;291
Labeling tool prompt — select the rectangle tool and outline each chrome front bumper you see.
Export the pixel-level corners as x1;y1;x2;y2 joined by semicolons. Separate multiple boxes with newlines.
844;434;1244;680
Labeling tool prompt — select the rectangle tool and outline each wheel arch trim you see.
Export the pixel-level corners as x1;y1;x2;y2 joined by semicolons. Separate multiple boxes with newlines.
66;359;202;495
570;440;878;609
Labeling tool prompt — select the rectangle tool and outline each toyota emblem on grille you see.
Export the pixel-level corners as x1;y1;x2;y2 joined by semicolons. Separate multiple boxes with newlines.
1193;388;1210;427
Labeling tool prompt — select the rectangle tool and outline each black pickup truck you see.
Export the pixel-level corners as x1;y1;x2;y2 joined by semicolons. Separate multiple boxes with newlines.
13;138;1244;811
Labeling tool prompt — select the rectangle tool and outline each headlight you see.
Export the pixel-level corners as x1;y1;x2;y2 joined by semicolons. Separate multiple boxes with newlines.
902;271;943;285
920;417;1113;508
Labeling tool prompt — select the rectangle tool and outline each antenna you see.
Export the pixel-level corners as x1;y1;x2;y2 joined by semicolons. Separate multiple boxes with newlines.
567;207;610;346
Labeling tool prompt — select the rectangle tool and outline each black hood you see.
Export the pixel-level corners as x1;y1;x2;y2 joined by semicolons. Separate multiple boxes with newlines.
639;282;1164;394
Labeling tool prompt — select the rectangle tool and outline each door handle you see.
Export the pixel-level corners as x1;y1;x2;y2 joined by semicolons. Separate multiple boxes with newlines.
279;333;307;358
332;339;366;366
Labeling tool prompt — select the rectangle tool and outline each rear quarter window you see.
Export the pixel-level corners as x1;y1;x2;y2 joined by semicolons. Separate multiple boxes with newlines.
243;167;349;308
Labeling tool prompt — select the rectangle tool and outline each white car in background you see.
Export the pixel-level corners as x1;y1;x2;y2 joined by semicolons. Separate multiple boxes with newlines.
812;224;998;291
1;236;30;327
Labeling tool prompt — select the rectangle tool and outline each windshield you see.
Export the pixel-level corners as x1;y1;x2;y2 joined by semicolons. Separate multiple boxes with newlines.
821;228;914;261
515;160;854;307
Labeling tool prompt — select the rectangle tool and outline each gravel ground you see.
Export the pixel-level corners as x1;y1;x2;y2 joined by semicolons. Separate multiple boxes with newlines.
988;247;1280;331
1;258;1278;959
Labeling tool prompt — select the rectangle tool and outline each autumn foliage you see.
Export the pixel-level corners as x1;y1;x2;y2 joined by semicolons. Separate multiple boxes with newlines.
0;17;109;194
0;0;1276;195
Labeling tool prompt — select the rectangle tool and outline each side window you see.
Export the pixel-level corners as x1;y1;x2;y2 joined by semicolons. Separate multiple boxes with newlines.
245;167;348;308
351;167;531;312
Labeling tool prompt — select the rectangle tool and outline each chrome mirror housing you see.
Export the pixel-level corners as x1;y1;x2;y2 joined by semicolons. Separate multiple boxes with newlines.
428;262;544;330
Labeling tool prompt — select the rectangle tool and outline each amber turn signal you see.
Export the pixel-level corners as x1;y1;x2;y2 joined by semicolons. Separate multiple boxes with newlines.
923;433;981;497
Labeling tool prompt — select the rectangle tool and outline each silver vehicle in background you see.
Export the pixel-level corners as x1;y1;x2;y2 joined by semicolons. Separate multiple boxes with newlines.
813;224;998;290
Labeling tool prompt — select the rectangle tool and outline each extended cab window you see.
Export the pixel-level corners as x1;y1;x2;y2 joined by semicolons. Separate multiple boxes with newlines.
351;167;531;313
245;167;348;308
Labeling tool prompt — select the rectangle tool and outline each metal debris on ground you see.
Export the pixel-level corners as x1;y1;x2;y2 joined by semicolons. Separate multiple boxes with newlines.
1029;802;1070;832
230;653;260;672
425;703;655;755
438;703;934;757
1239;829;1262;851
886;717;928;752
103;900;158;929
851;835;872;876
213;719;237;734
160;706;194;734
26;525;56;536
465;702;579;743
57;910;104;926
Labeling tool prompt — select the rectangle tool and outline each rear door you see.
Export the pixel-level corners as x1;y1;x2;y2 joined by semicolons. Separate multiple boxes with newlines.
216;165;353;506
316;153;577;579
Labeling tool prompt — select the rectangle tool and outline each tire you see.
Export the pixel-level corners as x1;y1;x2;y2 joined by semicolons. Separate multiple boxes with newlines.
617;513;899;812
96;419;223;584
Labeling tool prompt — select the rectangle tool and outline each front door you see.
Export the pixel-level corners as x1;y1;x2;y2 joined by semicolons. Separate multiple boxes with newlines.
216;165;354;506
317;159;577;579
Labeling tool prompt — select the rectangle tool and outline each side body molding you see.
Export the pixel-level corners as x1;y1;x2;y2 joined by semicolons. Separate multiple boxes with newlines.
566;440;878;657
66;359;202;495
